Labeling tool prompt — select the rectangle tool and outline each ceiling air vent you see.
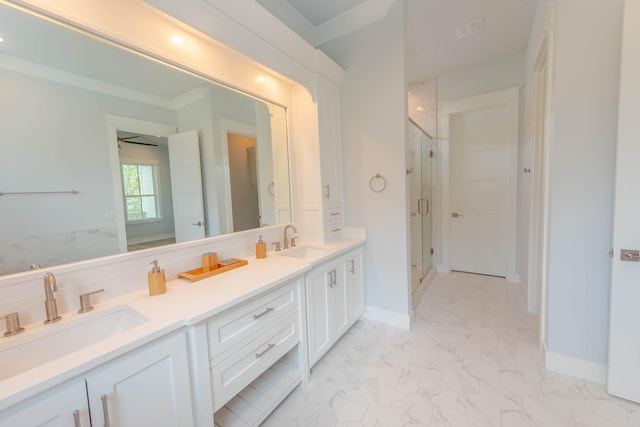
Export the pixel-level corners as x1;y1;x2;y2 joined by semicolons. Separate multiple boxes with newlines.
455;18;485;39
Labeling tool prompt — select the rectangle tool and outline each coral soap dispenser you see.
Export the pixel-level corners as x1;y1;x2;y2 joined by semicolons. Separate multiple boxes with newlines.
148;259;166;296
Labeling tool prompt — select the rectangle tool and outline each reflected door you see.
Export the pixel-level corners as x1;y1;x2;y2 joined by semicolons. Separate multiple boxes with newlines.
168;130;205;243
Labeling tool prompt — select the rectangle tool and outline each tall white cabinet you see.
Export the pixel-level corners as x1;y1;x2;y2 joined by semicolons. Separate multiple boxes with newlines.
317;75;345;241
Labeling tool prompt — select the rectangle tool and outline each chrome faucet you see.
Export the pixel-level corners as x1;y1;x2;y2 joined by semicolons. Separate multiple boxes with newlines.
43;273;61;324
283;224;298;250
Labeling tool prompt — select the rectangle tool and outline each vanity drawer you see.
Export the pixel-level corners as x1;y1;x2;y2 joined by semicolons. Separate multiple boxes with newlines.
325;206;342;222
207;280;298;358
211;313;300;411
324;220;343;241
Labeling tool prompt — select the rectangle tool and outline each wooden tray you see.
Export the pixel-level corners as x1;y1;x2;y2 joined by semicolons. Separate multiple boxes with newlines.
178;258;248;282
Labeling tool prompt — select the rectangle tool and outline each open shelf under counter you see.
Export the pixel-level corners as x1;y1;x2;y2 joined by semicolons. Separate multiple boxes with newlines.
214;349;302;427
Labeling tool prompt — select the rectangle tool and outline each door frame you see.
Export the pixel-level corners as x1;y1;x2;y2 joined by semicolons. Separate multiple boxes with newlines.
106;115;177;253
527;27;555;354
438;87;520;282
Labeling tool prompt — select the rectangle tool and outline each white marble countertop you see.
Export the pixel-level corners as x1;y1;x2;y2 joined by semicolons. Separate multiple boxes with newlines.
0;238;365;411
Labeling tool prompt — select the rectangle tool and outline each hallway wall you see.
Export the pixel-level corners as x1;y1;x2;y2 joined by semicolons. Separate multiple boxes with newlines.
524;0;623;381
322;1;412;327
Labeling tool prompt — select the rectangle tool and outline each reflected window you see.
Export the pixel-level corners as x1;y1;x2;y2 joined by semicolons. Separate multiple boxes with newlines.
121;161;162;222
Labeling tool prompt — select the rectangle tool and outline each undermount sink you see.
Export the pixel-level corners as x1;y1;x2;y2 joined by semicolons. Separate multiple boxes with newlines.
0;305;148;381
278;246;329;259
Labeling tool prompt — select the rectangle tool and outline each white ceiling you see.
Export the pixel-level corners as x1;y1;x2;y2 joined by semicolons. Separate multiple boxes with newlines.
256;0;540;83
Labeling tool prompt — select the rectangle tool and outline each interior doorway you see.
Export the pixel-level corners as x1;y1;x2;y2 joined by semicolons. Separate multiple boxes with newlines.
226;132;260;232
440;87;520;282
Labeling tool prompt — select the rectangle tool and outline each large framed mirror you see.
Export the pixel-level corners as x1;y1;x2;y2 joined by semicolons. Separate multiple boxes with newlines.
0;2;292;276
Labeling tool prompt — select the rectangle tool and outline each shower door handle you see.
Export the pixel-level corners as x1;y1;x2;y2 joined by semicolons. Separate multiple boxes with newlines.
418;199;429;215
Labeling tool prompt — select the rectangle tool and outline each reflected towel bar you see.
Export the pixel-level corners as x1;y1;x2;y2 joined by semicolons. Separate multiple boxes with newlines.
0;190;79;196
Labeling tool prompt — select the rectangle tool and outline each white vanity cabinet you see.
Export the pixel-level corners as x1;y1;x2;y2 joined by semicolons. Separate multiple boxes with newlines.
85;331;194;427
307;246;365;367
317;76;344;241
189;278;304;427
0;379;90;427
0;331;194;427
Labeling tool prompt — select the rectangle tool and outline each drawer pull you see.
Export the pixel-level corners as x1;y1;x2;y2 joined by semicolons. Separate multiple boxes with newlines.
255;343;275;359
101;394;111;427
253;307;274;320
331;212;340;216
73;410;81;427
331;228;342;232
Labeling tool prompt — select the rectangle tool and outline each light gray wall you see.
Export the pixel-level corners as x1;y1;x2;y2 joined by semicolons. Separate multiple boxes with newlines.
541;0;622;365
322;1;411;322
0;69;176;274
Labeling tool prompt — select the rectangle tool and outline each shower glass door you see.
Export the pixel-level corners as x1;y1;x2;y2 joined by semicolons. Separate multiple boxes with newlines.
408;120;435;297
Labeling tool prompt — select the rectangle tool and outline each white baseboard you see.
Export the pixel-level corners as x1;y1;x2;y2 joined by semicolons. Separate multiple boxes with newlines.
436;263;449;274
363;305;412;330
545;349;607;385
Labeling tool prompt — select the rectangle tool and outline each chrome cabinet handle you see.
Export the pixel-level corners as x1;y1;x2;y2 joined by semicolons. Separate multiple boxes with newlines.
73;409;81;427
192;221;204;226
327;270;334;287
253;307;274;319
255;343;275;359
101;394;111;427
350;259;355;274
327;269;337;287
324;184;330;199
452;212;463;218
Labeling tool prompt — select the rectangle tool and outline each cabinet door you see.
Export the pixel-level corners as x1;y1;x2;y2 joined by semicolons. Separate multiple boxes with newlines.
86;332;194;427
332;262;350;338
317;77;342;209
348;251;365;323
0;380;89;427
306;266;333;367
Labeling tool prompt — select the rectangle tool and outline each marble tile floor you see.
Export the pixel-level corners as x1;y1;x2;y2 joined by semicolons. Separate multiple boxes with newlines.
263;272;640;426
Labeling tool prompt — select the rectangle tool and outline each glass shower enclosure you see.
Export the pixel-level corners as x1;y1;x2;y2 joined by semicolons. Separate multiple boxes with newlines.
408;119;435;298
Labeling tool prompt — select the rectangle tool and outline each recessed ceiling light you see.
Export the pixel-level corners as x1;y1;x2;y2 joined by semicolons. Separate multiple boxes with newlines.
256;76;266;83
170;35;184;45
0;36;5;43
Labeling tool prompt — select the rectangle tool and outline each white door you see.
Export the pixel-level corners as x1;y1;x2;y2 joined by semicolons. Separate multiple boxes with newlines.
608;0;640;403
168;130;205;243
447;88;519;279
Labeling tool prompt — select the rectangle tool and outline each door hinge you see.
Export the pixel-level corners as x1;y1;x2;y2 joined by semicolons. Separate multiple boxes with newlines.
430;150;435;158
609;249;614;258
431;248;434;255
